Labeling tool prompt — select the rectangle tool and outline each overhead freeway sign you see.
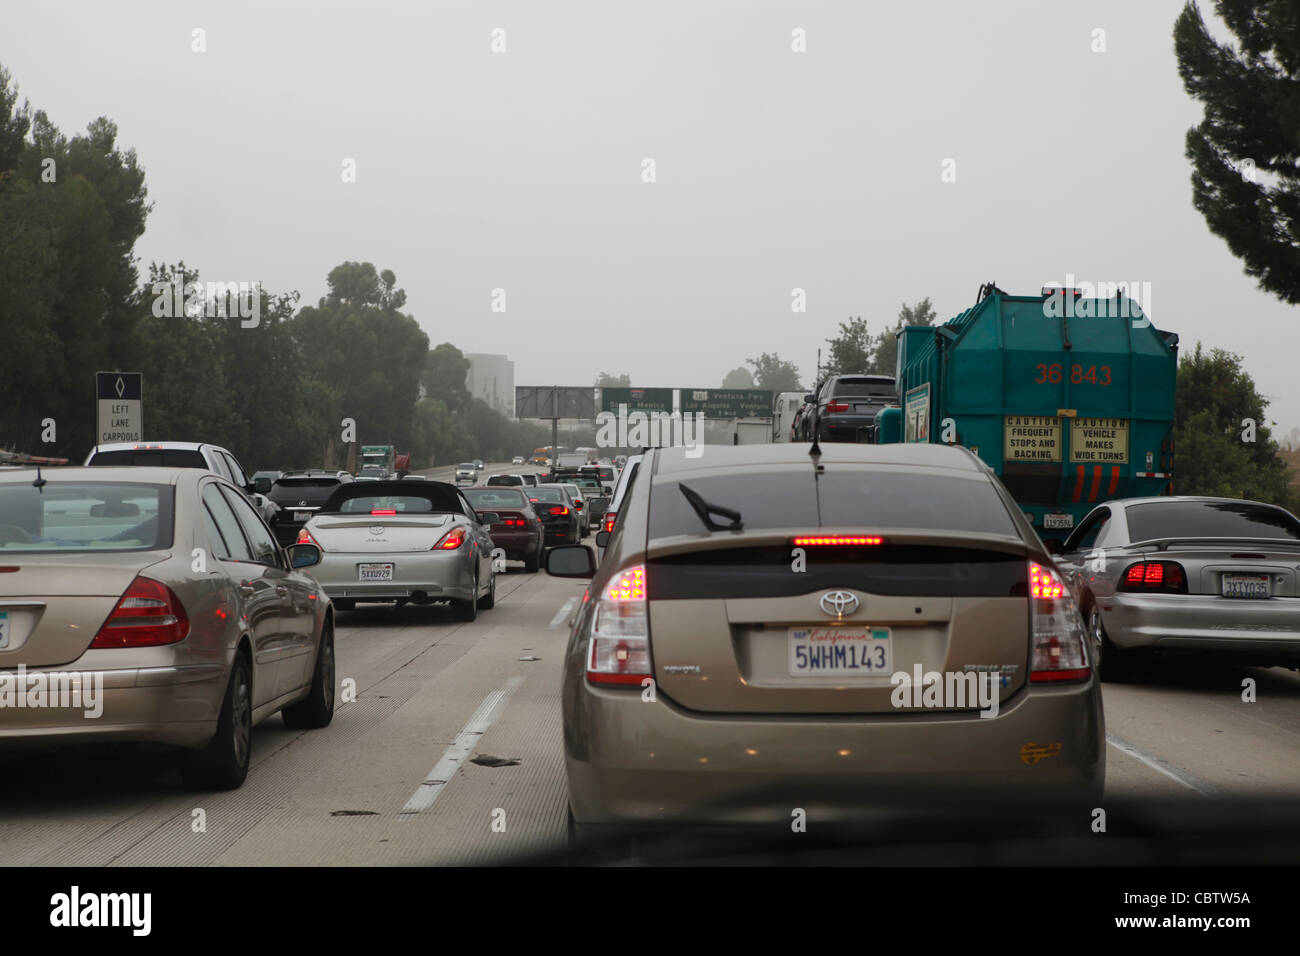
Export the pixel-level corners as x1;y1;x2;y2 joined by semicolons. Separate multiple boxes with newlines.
599;387;673;414
679;388;774;419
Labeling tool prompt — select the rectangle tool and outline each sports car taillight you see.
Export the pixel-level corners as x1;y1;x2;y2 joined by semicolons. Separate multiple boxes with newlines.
1119;561;1188;593
1028;561;1090;682
296;528;321;549
90;576;190;648
586;565;651;686
434;527;467;550
549;506;570;516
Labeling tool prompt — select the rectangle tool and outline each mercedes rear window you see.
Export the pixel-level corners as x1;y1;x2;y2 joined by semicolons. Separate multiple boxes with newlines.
88;449;207;468
0;482;173;551
649;469;1017;538
1126;500;1300;542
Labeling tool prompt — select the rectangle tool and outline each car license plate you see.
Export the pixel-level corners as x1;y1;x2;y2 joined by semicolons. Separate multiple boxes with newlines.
0;611;8;650
1043;513;1074;530
789;627;891;676
358;563;394;582
1222;574;1270;599
294;511;311;522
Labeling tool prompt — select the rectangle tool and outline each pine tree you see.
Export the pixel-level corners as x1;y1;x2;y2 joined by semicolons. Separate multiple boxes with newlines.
1174;1;1300;303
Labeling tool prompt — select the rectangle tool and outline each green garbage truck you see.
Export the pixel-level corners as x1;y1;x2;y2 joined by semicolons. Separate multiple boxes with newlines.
876;282;1178;539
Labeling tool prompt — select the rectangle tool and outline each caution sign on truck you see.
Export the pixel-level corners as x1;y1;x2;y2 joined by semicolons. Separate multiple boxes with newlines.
1004;416;1062;462
1069;417;1129;463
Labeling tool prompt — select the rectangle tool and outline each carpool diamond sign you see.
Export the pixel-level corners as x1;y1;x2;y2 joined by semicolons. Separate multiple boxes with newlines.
96;372;143;443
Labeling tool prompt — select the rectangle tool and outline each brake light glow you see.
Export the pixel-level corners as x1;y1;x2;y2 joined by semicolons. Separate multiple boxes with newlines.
90;576;190;648
296;528;321;548
792;535;884;546
1120;561;1187;593
549;506;570;516
1028;561;1089;682
587;564;651;685
434;528;467;550
371;509;396;516
602;511;617;533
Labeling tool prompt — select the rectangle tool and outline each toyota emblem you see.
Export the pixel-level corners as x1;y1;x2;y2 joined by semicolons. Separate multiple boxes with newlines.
819;590;859;619
369;525;385;535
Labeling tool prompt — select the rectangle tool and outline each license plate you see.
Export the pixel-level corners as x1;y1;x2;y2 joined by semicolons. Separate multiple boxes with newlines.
358;563;394;582
1222;574;1270;599
1043;513;1074;530
788;627;892;676
0;611;8;650
294;511;312;522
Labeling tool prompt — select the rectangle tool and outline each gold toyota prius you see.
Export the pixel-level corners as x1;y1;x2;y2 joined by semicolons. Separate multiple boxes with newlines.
546;443;1104;832
0;466;335;789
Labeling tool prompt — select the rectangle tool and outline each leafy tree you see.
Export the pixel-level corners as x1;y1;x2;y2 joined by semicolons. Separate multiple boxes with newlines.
823;317;873;377
595;372;631;387
1173;343;1295;507
745;352;802;391
721;367;754;388
1174;2;1300;303
423;342;472;413
872;297;938;378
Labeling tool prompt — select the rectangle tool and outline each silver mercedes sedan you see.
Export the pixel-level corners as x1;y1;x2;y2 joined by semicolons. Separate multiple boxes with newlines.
1052;496;1300;680
298;480;497;619
0;466;335;789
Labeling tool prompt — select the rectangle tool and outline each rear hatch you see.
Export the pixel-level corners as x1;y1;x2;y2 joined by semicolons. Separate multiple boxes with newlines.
270;477;342;523
643;465;1031;714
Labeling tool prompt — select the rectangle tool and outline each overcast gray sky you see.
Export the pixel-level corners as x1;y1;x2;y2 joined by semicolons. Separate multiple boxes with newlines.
9;0;1296;433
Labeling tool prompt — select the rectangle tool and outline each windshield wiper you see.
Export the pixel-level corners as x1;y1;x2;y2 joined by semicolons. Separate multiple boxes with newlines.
678;482;743;532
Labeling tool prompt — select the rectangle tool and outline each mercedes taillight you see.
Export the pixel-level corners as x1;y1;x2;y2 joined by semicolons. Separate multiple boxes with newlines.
90;576;190;648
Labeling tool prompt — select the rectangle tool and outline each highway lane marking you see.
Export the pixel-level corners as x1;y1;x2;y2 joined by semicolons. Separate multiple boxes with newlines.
548;597;577;631
1105;733;1215;796
398;676;524;818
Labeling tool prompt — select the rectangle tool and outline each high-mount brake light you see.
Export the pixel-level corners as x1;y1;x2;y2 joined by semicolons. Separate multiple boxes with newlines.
792;535;884;546
371;509;396;516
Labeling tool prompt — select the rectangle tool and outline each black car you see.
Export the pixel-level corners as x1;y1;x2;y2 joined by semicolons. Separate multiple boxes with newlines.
267;470;355;545
812;374;898;443
524;485;581;546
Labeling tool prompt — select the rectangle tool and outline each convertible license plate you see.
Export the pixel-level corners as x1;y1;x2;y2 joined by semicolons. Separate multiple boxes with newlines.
294;510;312;522
358;563;394;582
1043;513;1074;530
1222;574;1270;599
788;627;891;676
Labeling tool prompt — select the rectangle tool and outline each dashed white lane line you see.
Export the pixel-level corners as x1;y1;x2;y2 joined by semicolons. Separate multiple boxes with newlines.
548;597;577;630
398;676;525;818
1106;733;1215;796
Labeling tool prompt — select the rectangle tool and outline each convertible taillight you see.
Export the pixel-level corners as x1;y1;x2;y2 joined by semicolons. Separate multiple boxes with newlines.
434;528;467;550
296;528;321;549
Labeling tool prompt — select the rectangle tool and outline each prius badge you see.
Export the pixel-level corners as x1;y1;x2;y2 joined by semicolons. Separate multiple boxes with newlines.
819;590;859;619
